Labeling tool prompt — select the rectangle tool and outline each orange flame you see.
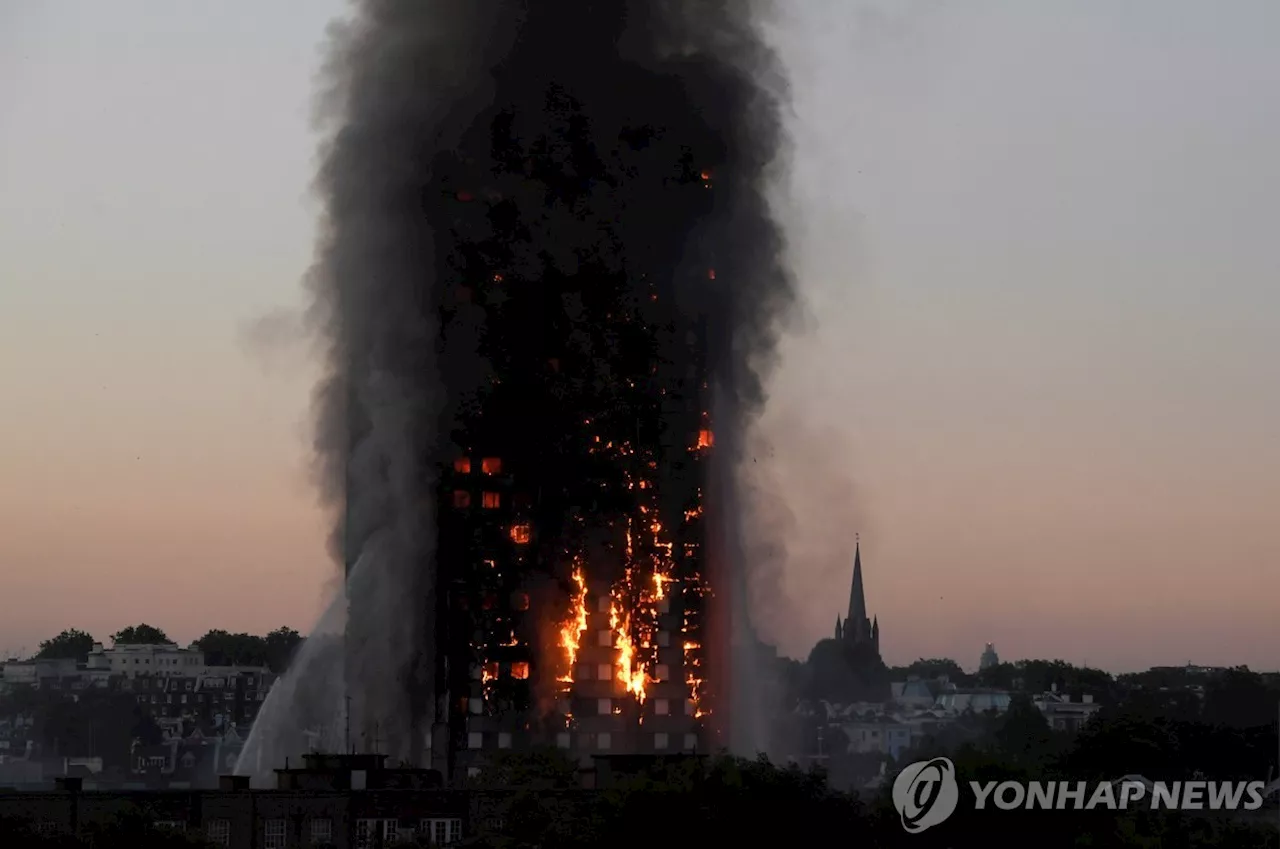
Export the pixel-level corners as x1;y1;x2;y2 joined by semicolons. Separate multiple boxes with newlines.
557;566;589;683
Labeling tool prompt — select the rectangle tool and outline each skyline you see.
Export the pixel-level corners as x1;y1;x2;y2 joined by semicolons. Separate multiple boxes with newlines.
2;1;1278;673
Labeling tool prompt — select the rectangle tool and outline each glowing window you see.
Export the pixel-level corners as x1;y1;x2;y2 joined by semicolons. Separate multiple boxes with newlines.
697;429;714;448
453;490;471;508
655;699;669;716
481;457;502;475
597;630;613;647
510;662;529;680
512;592;530;611
454;458;471;474
482;492;500;509
483;662;499;680
510;524;531;544
597;664;612;682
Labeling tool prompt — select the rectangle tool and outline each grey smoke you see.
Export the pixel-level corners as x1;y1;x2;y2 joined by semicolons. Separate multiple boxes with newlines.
245;0;800;768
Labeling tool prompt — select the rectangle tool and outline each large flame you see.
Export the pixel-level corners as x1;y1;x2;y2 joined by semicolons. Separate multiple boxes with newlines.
558;564;589;684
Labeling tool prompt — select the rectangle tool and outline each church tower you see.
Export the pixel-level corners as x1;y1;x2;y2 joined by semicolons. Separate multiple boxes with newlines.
838;537;880;656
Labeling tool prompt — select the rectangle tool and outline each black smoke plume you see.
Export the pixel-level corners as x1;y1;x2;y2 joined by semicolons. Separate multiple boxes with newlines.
298;0;792;764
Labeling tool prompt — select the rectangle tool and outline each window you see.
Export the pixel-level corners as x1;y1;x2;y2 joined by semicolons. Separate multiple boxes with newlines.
482;491;500;509
556;732;571;749
598;698;612;715
509;524;531;544
657;597;670;614
206;819;230;847
654;664;669;680
576;663;592;681
597;732;612;750
469;697;483;715
685;699;696;716
468;731;483;749
683;733;698;750
697;429;714;448
512;591;530;611
454;457;472;474
356;819;397;849
597;596;611;613
656;631;670;647
421;818;463;846
453;490;471;508
309;818;333;845
597;664;612;682
654;732;669;749
155;821;184;831
481;457;502;475
264;819;286;849
597;630;612;647
498;732;512;749
654;699;669;716
510;661;529;680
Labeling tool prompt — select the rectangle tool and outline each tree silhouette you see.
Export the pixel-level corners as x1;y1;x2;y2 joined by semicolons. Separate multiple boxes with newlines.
36;629;97;663
110;625;171;645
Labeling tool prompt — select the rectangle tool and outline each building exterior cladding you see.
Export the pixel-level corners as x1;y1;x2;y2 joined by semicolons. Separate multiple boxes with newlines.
442;353;713;777
406;156;715;782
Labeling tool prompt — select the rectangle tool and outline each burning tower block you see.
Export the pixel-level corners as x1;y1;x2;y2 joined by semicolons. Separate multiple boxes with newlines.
429;108;720;781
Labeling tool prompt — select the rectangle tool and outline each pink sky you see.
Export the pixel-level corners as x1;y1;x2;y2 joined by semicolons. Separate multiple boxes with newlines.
1;2;1277;672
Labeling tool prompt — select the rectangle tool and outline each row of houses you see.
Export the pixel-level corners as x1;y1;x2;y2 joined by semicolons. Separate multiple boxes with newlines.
795;677;1105;764
1;644;276;791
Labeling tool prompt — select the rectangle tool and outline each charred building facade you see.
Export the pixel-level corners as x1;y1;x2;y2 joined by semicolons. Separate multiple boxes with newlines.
426;108;719;781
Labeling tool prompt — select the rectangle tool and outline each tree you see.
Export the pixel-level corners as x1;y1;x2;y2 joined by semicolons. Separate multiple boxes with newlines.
992;694;1057;768
193;630;266;667
36;629;96;663
111;624;170;645
1201;667;1278;729
891;657;971;684
264;627;303;672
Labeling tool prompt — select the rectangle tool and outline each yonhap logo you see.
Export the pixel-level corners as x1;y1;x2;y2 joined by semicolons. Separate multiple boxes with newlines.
893;757;960;833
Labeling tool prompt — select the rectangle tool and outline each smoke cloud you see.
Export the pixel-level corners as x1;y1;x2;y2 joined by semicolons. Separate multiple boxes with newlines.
247;0;798;769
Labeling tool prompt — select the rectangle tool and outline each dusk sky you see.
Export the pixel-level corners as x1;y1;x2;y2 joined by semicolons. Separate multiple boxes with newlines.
2;1;1277;672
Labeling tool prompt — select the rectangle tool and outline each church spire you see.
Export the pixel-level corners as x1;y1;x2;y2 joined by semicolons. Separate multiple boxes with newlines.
847;535;867;627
